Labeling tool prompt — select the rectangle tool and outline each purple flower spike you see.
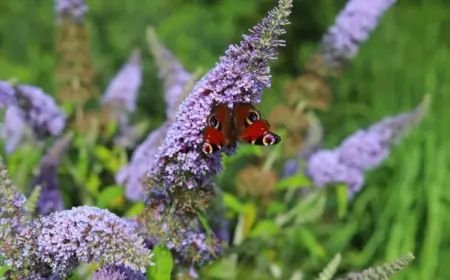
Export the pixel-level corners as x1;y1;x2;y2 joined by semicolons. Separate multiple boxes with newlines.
32;134;72;215
55;0;89;23
0;81;15;107
147;26;193;120
338;130;390;171
92;265;146;280
102;49;142;124
148;0;293;193
306;97;428;196
14;84;66;138
1;106;28;154
320;0;396;63
116;122;171;201
338;97;428;171
8;206;153;277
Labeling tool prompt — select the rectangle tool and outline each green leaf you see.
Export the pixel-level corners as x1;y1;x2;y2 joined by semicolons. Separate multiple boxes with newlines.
223;192;246;213
242;203;257;238
125;202;145;217
336;183;348;218
96;185;124;208
147;244;173;280
93;146;112;161
296;227;326;259
275;174;312;191
265;201;287;216
0;263;9;277
248;219;280;238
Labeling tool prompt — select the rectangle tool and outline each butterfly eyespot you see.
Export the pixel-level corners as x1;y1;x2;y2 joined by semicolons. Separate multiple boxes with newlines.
262;133;281;146
202;142;213;154
207;115;219;129
246;110;260;125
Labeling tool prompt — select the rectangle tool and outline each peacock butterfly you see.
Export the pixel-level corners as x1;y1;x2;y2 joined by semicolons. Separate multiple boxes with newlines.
202;102;281;154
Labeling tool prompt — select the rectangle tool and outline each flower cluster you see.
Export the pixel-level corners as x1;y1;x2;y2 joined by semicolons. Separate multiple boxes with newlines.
320;0;397;65
55;0;89;23
0;163;28;235
306;97;428;196
135;193;221;268
116;122;171;201
147;0;293;201
101;49;142;126
32;134;72;215
13;84;67;138
1;106;29;154
91;265;146;280
5;206;153;277
0;81;15;107
147;26;193;120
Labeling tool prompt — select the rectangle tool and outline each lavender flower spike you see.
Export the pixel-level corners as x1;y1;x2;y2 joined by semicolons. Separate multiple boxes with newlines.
320;0;396;64
147;26;192;120
116;122;171;201
7;206;153;278
307;96;428;196
1;106;28;154
32;133;73;215
0;81;15;107
0;158;29;237
14;84;67;138
55;0;89;23
92;265;146;280
102;49;142;125
338;95;429;171
148;0;293;193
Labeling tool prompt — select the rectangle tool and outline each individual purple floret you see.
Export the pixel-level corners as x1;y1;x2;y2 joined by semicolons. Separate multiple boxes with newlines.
102;49;142;126
116;122;171;201
0;81;16;107
14;84;66;138
91;265;146;280
320;0;397;64
148;0;293;193
7;206;153;277
147;26;193;120
1;106;28;154
55;0;89;23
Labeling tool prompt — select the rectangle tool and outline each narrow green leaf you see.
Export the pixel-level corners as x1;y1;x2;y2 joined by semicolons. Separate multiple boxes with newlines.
223;192;246;213
147;244;173;280
336;183;348;218
275;174;312;191
248;219;280;238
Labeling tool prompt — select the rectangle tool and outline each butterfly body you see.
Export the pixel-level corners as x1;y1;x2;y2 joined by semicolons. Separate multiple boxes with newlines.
202;103;281;154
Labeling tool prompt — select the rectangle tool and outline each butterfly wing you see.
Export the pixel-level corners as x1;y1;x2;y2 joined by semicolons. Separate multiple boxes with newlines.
202;104;229;154
233;103;281;146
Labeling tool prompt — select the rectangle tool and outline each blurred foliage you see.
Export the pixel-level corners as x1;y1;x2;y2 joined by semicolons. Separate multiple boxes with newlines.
1;0;449;279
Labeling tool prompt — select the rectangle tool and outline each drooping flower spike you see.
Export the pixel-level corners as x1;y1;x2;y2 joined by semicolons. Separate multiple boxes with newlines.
306;95;429;196
147;0;293;199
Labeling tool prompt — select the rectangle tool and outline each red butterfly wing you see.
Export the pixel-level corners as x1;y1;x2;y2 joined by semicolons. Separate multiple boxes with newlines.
202;104;229;154
233;103;281;146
